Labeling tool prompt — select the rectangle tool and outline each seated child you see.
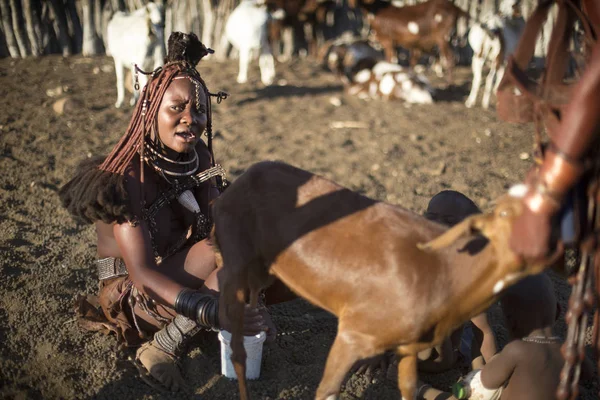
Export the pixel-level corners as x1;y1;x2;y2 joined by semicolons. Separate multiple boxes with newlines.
418;273;565;400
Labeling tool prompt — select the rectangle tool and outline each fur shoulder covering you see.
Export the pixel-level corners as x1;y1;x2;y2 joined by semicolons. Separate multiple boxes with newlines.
58;156;135;224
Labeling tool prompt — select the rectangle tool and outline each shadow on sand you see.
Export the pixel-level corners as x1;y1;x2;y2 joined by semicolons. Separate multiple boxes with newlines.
235;83;344;106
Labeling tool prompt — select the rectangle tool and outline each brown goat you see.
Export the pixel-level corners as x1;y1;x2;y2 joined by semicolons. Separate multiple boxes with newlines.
212;161;548;400
350;0;469;81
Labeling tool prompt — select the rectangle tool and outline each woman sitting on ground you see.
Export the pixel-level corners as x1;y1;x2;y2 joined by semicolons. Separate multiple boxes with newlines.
60;32;275;391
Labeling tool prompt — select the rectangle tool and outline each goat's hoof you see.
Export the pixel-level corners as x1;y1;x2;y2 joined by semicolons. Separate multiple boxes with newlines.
115;102;123;109
464;101;474;108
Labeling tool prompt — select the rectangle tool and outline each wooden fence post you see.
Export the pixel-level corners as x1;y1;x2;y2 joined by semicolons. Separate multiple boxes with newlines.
0;0;20;57
9;0;30;57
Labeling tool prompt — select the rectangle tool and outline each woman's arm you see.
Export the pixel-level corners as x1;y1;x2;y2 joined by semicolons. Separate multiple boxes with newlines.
113;220;185;306
510;41;600;261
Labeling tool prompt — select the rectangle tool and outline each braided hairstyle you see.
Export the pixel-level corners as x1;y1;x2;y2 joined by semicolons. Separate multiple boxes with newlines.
60;32;224;224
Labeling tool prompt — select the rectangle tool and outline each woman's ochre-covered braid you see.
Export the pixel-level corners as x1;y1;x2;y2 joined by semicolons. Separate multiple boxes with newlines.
59;32;225;225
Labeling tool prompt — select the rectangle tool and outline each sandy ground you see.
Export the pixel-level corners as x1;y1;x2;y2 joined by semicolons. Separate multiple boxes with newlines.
0;54;598;399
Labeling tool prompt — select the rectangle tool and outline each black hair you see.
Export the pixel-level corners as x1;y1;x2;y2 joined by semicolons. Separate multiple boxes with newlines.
424;190;481;227
500;273;558;338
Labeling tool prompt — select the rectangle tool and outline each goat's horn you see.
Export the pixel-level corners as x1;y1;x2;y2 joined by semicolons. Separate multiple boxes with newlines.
417;215;479;251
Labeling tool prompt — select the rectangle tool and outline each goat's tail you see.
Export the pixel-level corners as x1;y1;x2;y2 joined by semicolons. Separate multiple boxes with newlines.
225;281;250;399
212;226;251;399
232;285;250;400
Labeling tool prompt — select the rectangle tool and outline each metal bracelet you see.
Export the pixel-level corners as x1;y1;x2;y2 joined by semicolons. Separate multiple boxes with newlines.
153;314;201;355
174;289;220;330
96;257;128;281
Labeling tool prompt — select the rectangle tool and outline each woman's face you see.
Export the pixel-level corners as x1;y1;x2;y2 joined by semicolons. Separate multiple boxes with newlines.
156;76;208;154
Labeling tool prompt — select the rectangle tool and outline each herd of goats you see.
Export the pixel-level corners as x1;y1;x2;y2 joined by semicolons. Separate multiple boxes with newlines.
105;0;533;109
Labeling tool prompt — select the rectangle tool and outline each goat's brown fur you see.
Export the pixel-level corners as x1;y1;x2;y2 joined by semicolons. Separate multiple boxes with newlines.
351;0;470;81
212;161;547;400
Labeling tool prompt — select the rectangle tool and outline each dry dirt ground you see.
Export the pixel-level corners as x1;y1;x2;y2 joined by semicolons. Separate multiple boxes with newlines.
0;54;598;399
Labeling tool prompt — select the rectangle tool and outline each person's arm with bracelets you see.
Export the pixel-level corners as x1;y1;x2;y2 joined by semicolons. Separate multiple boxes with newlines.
509;41;600;261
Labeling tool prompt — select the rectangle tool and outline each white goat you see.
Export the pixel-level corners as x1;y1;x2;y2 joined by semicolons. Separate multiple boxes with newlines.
464;12;525;109
222;0;282;85
348;61;434;104
106;2;165;108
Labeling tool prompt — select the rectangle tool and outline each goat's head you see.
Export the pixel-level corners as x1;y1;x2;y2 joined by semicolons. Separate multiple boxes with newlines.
398;73;434;104
145;1;165;62
418;194;549;276
145;2;164;27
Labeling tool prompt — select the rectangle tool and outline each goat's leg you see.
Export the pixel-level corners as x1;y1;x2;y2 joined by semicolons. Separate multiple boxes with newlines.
491;64;506;106
465;54;484;108
315;331;364;400
237;47;250;84
268;21;283;62
381;38;397;64
114;60;125;108
409;49;421;71
281;27;294;62
304;23;317;59
258;42;275;86
230;287;250;400
215;237;251;399
217;35;230;62
439;42;453;81
397;354;418;400
482;61;498;110
220;268;250;399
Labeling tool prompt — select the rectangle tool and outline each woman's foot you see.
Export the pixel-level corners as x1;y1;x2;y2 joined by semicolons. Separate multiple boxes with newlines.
135;340;185;392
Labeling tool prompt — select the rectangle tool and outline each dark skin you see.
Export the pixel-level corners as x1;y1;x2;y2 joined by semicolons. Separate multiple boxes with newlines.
510;38;600;262
97;76;273;338
479;325;563;400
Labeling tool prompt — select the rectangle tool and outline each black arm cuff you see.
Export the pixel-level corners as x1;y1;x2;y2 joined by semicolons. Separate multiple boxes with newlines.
174;289;220;330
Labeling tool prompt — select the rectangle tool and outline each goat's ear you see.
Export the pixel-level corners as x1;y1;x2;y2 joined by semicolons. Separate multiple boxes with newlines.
418;215;479;251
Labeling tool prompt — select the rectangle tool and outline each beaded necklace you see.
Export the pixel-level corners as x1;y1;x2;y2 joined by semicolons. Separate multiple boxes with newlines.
141;164;227;262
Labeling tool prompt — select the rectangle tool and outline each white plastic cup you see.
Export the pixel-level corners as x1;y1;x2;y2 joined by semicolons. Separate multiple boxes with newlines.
218;330;266;380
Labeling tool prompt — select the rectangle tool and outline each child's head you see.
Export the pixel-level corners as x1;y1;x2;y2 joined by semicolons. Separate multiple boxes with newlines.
500;273;559;339
425;190;480;227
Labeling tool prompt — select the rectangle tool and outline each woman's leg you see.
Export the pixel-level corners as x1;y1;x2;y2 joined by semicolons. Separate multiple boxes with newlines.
160;238;218;291
131;239;217;391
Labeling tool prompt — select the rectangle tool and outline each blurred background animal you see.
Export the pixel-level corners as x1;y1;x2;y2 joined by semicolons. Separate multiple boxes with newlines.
221;0;282;85
106;2;166;108
465;3;525;109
